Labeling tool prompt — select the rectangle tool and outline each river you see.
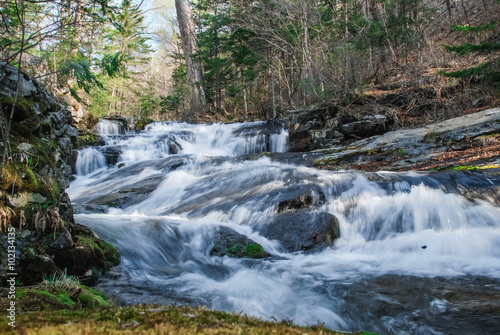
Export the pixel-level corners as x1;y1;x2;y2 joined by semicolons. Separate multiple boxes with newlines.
68;120;500;334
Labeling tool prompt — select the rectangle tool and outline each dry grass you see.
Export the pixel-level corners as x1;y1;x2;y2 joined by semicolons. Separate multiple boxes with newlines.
0;205;14;232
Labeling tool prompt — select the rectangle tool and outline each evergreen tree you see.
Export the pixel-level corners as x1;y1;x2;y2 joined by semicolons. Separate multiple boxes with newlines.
441;20;500;84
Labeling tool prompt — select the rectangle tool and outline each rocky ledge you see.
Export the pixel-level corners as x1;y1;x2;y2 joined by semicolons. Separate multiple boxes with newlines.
309;108;500;172
0;63;119;286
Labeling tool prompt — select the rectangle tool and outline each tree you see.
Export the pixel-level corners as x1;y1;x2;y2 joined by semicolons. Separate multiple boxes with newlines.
441;20;500;84
175;0;206;119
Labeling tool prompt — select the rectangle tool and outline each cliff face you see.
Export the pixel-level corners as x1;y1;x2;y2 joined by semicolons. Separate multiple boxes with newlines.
0;63;119;286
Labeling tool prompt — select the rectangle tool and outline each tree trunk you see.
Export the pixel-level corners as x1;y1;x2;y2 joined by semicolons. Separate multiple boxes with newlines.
175;0;206;119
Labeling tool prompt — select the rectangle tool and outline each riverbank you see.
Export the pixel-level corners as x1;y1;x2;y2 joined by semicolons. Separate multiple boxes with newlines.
0;284;375;335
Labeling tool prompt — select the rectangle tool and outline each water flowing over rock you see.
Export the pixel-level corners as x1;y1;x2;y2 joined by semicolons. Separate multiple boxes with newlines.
69;119;500;334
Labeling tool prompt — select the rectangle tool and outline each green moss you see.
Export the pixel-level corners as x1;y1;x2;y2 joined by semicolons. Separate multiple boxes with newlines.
246;243;268;258
0;93;36;117
224;242;270;259
15;288;26;300
77;236;121;267
24;167;39;191
98;240;120;265
32;290;75;308
78;286;110;307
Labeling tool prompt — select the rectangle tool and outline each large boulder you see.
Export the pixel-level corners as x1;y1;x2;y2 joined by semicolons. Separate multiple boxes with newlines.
261;211;340;252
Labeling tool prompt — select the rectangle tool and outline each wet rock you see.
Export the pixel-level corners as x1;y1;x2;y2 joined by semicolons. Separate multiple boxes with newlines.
262;211;340;252
100;146;122;166
169;141;181;154
210;226;271;259
276;187;326;213
49;232;120;277
49;229;74;250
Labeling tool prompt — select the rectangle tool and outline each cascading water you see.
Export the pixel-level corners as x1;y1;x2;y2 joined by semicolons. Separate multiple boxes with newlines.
75;148;106;176
95;119;123;136
69;120;500;335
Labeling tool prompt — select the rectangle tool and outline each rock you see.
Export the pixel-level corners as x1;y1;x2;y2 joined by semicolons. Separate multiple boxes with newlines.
261;211;340;252
0;64;120;287
17;249;59;286
17;142;34;152
310;129;344;148
49;229;74;250
276;187;326;213
210;226;271;259
341;114;396;139
169;141;181;154
100;146;122;166
49;233;120;276
57;137;72;153
8;192;47;207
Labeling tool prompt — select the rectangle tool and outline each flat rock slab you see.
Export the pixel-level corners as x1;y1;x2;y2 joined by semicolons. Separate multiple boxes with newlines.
311;108;500;171
359;108;500;151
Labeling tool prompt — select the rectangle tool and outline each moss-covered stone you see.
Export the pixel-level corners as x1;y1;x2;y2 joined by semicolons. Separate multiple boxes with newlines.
48;234;120;277
17;248;59;286
245;243;269;258
210;226;271;259
78;285;110;308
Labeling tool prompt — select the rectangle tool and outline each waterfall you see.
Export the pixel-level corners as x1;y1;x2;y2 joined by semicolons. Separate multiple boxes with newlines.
96;119;123;136
75;147;106;175
69;121;500;335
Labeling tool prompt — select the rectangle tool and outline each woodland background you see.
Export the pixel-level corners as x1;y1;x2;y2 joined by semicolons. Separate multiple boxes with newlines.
1;0;499;124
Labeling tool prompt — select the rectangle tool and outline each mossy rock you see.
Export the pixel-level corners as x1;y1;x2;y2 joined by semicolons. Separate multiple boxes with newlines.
49;234;120;277
0;93;36;120
210;226;271;259
12;289;75;312
17;249;59;286
78;285;109;308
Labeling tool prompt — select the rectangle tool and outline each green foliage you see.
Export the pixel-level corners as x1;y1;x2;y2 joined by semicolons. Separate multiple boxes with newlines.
61;60;103;94
451;21;499;34
443;42;500;55
439;60;500;82
441;18;500;83
161;62;189;114
101;52;125;77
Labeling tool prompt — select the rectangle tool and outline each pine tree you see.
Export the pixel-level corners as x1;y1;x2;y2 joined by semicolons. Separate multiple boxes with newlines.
441;20;500;84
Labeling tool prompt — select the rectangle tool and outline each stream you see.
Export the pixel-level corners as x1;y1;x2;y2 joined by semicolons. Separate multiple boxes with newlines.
68;120;500;335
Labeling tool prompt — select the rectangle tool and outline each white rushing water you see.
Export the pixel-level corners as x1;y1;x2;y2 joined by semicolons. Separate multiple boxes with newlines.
95;119;123;136
70;120;500;334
